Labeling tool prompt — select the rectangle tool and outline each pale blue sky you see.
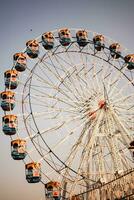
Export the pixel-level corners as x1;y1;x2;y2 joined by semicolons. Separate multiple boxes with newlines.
0;0;134;200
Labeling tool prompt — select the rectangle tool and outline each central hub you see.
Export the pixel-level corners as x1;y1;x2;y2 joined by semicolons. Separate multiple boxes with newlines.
87;100;106;120
98;100;106;109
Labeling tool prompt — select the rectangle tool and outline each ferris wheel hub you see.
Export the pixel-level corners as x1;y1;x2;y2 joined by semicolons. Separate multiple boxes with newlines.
98;100;106;109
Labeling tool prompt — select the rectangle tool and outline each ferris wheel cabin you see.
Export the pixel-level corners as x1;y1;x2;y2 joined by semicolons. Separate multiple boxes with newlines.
4;69;18;90
93;34;105;51
2;115;17;135
45;181;61;200
109;43;121;59
124;54;134;70
128;140;134;156
58;28;71;46
76;30;88;47
11;139;27;160
1;91;15;111
26;40;39;58
25;162;41;183
13;53;27;72
42;32;54;50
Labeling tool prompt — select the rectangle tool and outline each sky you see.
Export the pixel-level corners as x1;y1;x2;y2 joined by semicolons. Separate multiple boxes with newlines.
0;0;134;200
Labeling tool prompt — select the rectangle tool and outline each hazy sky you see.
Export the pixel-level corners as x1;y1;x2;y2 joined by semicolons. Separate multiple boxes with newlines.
0;0;134;200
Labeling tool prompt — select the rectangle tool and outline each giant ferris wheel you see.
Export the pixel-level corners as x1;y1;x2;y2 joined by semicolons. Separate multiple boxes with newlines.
1;28;134;199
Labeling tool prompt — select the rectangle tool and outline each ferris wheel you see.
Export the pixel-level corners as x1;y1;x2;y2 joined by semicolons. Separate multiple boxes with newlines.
1;28;134;200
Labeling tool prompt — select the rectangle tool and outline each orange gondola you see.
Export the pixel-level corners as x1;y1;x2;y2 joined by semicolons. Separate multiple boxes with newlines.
25;162;41;183
13;53;27;72
42;32;54;50
109;43;121;59
45;181;61;199
58;28;71;46
76;30;88;47
4;69;18;89
26;40;39;58
11;139;27;160
128;141;134;149
2;115;17;135
1;91;15;111
124;54;134;70
93;35;105;51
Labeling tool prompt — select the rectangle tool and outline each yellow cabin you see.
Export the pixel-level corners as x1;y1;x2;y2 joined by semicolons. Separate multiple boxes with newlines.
128;140;134;150
11;139;27;160
124;54;134;70
58;28;71;46
42;32;54;50
4;69;18;89
45;181;61;199
26;40;39;58
1;91;15;111
13;52;27;72
93;35;105;51
25;162;41;183
76;30;88;47
109;43;121;59
2;115;17;135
